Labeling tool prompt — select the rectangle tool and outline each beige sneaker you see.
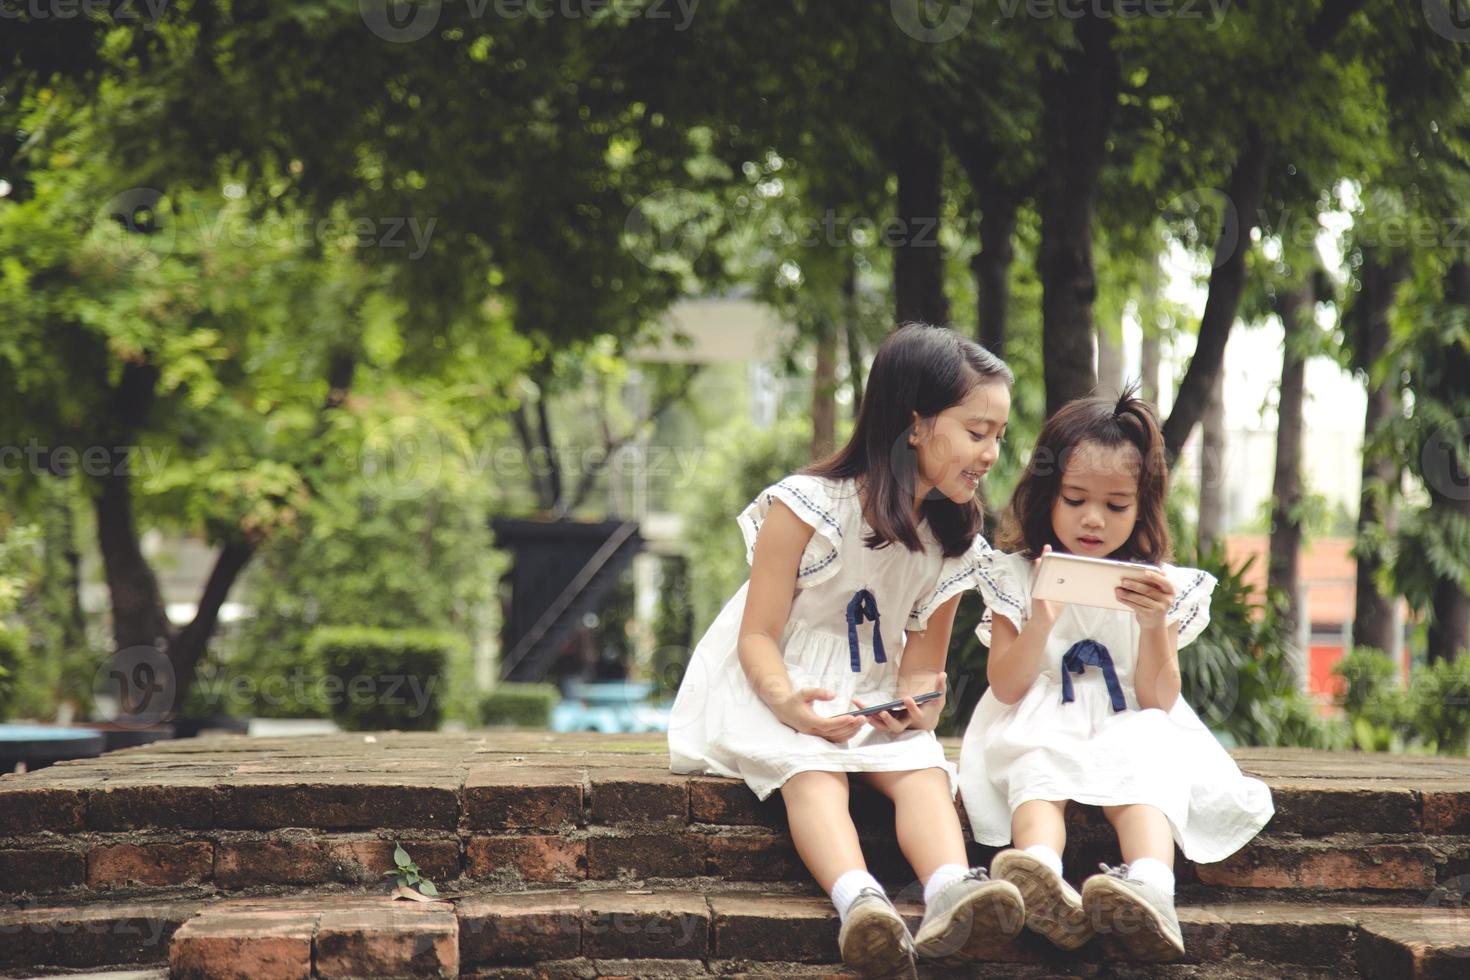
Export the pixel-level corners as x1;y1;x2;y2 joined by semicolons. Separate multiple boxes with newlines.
1081;862;1185;961
913;867;1025;966
990;848;1094;950
836;888;917;979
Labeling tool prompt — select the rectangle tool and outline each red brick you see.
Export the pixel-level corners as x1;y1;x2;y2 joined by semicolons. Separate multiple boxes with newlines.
687;778;784;827
581;891;709;960
87;783;221;830
0;899;199;970
0;847;85;893
219;779;458;830
466;835;585;883
463;765;583;830
1357;908;1470;980
710;894;838;962
457;892;581;966
704;832;804;881
212;840;332;889
589;770;688;824
1268;785;1422;835
170;909;316;980
1196;840;1437;891
1423;791;1470;833
326;839;461;884
87;842;213;887
585;831;705;879
0;786;86;834
315;904;458;978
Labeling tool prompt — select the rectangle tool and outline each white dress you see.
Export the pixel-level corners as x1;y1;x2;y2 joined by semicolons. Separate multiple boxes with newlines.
958;551;1275;864
668;474;989;800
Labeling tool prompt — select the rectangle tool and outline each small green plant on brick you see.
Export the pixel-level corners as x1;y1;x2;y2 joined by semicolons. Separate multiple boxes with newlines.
384;842;438;897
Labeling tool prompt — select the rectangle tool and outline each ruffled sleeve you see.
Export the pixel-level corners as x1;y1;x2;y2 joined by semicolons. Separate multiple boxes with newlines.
974;552;1034;647
907;535;996;631
1164;563;1218;649
736;475;847;588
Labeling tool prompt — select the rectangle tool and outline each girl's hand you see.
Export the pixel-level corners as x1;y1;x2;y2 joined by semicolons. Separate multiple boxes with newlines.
856;671;950;733
1031;545;1062;623
771;687;865;743
1117;568;1176;629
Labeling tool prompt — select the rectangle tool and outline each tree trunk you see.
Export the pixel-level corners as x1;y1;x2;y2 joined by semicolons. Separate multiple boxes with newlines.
843;266;864;417
1159;0;1367;464
1096;323;1124;398
811;321;837;460
1269;280;1315;686
1428;259;1470;664
1352;253;1408;656
973;189;1017;359
1038;14;1119;416
893;117;948;326
92;352;357;718
1141;331;1162;408
1198;369;1227;556
94;362;174;656
1162;127;1270;464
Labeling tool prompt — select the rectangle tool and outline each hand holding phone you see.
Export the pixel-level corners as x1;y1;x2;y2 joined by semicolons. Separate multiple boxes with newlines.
1032;551;1164;612
843;690;943;717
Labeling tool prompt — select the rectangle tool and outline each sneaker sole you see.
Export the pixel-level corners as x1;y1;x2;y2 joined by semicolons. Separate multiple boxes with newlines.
1082;875;1185;962
991;851;1093;950
913;879;1025;966
840;904;917;979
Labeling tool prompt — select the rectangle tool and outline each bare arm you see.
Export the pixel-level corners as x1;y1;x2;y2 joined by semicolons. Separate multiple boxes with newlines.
1118;569;1181;711
737;500;863;743
856;591;961;733
985;547;1060;705
985;606;1059;704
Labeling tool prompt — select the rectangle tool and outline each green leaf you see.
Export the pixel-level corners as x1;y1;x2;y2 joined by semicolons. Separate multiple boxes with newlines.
416;880;438;897
393;844;411;867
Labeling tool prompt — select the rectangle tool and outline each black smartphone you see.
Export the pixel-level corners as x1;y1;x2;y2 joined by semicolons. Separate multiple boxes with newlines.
843;690;942;718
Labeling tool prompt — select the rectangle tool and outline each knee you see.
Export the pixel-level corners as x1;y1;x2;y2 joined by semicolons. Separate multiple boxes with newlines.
781;770;848;803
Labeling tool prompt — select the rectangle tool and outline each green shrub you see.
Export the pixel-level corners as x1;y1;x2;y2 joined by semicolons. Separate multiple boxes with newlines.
0;626;23;720
1333;648;1415;751
1177;546;1346;749
304;627;461;731
1409;657;1470;755
480;682;558;728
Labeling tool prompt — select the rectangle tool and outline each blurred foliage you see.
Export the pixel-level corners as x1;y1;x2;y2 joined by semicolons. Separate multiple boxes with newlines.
304;626;464;732
1335;647;1470;755
481;682;559;728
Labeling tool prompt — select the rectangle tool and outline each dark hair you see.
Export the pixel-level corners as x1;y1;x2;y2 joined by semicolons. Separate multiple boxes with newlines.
806;322;1013;558
999;385;1172;563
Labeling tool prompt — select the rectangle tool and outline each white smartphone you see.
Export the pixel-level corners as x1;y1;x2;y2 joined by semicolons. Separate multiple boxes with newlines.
1031;552;1162;612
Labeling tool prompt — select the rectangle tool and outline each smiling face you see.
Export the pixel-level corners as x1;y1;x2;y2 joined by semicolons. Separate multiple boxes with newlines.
913;381;1012;506
1050;440;1141;557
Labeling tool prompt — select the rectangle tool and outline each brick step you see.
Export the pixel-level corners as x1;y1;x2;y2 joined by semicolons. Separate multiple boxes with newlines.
2;826;1462;905
4;735;1468;904
3;888;1467;978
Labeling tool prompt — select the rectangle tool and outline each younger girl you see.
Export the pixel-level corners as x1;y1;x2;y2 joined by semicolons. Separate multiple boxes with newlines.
959;389;1274;961
670;324;1024;978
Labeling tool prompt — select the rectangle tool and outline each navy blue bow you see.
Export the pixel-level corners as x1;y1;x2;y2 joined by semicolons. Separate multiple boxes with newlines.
1060;639;1127;712
845;588;888;673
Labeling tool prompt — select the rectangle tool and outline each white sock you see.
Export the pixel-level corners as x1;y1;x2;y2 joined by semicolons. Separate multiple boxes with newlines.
830;869;884;922
923;863;970;905
1022;844;1064;878
1127;857;1176;897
